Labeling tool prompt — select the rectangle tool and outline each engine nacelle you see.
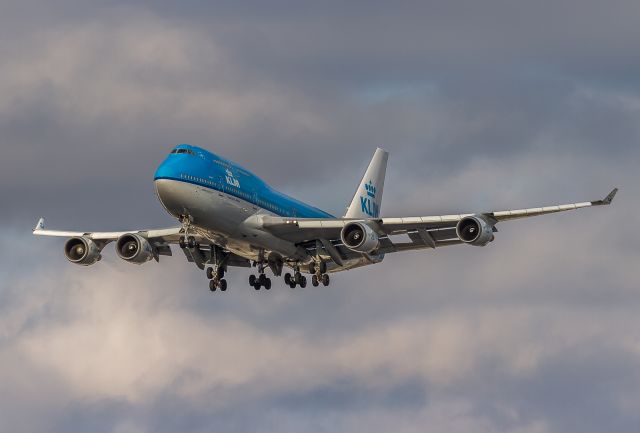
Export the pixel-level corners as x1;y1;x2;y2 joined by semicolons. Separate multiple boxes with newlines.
340;222;380;253
456;215;495;246
116;233;155;264
64;237;101;266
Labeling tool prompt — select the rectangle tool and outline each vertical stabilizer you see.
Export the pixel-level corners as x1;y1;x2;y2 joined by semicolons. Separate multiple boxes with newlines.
344;148;389;218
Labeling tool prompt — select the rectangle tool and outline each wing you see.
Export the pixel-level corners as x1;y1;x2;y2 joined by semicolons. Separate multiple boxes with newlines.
33;218;184;248
257;188;618;259
32;218;250;269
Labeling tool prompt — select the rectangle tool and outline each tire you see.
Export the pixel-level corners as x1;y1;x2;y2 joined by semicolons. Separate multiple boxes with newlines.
209;280;217;291
300;276;307;288
264;278;271;290
312;275;319;287
219;279;227;291
308;263;316;274
218;268;225;278
289;281;296;289
259;274;267;284
294;272;302;284
187;236;197;249
284;273;292;285
322;274;330;286
179;237;186;249
206;267;214;279
254;283;261;290
319;261;327;274
249;274;256;286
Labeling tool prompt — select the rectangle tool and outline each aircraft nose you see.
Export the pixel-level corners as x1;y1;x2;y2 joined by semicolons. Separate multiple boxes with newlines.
154;178;184;218
153;157;185;217
154;158;175;181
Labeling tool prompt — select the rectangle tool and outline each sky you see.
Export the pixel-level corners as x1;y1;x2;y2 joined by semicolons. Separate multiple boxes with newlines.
1;1;639;432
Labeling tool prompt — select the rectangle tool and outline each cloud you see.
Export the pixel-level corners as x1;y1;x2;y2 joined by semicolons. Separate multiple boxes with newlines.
1;240;639;433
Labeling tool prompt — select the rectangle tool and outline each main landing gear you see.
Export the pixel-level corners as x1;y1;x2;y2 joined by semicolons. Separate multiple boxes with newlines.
308;261;330;287
284;271;307;289
249;273;272;290
249;261;272;290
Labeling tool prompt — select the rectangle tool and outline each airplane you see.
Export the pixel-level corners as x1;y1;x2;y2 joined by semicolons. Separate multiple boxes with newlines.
33;144;618;292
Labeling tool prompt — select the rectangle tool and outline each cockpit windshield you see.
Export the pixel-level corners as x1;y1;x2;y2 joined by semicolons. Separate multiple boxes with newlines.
170;148;196;155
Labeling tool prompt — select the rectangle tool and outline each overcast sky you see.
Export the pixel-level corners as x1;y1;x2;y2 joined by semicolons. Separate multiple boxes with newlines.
1;1;639;432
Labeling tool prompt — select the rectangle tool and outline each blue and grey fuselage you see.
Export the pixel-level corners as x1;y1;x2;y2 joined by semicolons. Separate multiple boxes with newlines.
153;144;351;267
154;144;333;219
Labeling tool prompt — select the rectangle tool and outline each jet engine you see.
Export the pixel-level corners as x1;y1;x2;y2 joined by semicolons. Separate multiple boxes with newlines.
456;215;495;246
340;222;380;253
116;233;155;264
64;237;101;266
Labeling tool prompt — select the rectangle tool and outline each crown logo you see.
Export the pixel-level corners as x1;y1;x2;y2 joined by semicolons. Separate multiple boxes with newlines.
364;180;376;198
226;169;233;177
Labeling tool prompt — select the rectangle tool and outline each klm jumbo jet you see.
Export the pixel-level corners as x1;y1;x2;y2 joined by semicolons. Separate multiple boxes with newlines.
34;144;617;292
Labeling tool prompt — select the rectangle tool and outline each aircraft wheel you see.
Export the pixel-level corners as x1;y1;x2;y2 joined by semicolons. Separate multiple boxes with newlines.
322;274;330;287
289;281;296;289
284;273;292;285
254;282;261;290
300;276;307;288
187;236;197;249
312;275;319;287
219;279;227;291
319;261;327;274
206;267;214;279
308;263;316;274
249;275;256;286
218;268;225;278
209;280;217;291
264;278;272;290
258;274;267;285
179;237;186;249
294;272;302;284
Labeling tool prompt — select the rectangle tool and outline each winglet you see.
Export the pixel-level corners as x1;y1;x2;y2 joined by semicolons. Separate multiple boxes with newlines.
592;188;618;206
34;217;45;232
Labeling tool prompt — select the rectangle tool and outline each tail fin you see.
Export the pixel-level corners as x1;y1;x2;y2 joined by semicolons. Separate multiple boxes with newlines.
344;148;389;218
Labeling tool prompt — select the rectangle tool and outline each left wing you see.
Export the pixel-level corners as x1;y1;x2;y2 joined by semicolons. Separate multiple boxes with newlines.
256;188;618;255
